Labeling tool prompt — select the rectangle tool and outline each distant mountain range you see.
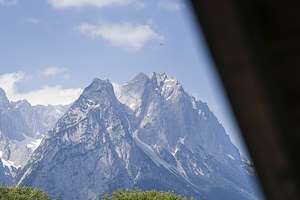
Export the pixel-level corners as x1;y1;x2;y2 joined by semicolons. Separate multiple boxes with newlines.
0;88;68;184
0;73;262;200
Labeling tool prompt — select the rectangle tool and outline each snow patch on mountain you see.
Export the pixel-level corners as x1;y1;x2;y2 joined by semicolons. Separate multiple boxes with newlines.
227;154;236;160
1;158;20;170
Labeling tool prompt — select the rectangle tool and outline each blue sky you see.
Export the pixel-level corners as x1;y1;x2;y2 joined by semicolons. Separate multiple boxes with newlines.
0;0;249;155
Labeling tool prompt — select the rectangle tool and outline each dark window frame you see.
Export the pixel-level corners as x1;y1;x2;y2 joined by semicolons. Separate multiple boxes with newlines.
189;1;300;199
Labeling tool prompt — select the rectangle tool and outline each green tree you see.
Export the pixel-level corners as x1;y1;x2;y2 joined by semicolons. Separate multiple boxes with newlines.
0;187;49;200
101;190;192;200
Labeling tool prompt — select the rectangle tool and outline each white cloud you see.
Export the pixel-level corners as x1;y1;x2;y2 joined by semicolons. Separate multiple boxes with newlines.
134;1;145;9
26;18;41;24
41;66;69;79
0;0;17;6
48;0;134;9
0;72;25;99
78;22;163;50
158;0;182;11
0;72;82;105
14;85;82;106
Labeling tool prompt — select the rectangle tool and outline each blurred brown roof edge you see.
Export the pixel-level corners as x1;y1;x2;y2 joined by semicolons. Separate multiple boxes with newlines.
189;0;300;200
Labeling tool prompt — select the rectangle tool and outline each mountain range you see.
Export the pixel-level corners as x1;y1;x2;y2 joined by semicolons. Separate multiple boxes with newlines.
0;72;262;200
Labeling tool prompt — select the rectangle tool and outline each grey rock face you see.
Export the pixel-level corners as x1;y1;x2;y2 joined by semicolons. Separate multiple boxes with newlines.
19;73;263;200
12;100;67;138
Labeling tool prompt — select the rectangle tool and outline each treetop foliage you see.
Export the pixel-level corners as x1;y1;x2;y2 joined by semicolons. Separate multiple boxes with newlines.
101;190;193;200
0;187;49;200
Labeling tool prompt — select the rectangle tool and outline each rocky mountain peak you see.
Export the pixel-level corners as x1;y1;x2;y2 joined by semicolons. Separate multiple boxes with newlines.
149;72;185;102
114;73;150;111
131;72;149;83
0;88;10;108
0;88;7;98
151;72;178;85
82;78;115;102
14;100;31;109
114;72;185;112
53;78;122;135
